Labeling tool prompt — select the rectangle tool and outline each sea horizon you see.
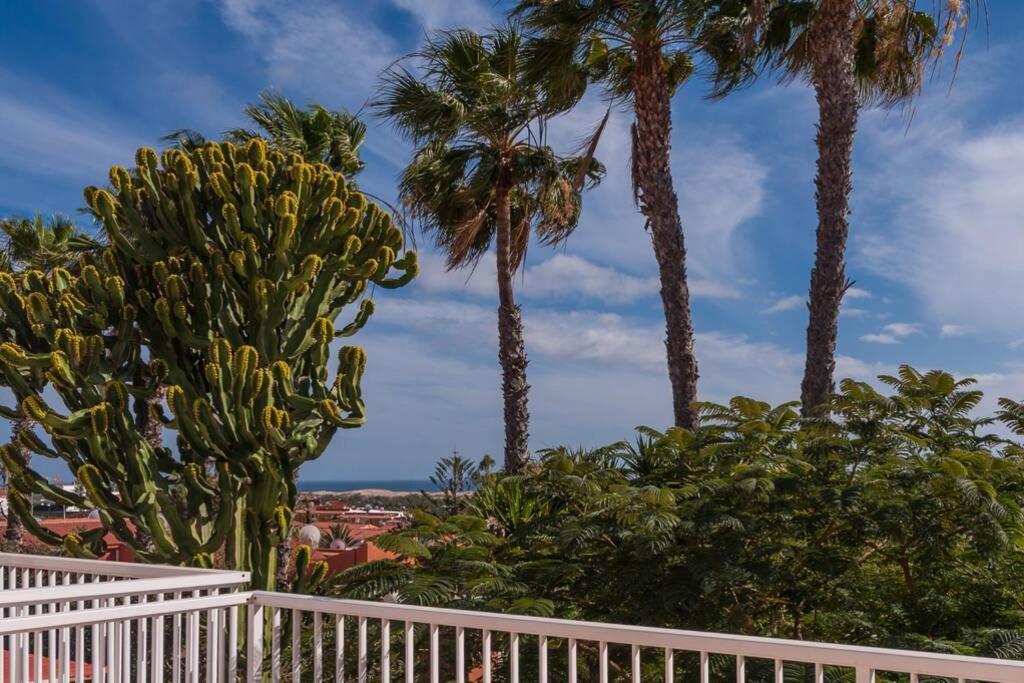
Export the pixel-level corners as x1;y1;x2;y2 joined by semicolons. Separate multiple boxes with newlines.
297;479;439;493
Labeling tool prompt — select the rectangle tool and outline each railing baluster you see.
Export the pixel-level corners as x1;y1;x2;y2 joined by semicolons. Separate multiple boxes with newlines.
664;648;674;683
909;673;918;683
404;621;414;683
247;601;265;682
48;569;57;683
153;594;166;683
228;604;239;683
91;601;102;683
358;616;368;683
510;632;519;683
315;612;324;683
568;637;577;683
379;618;389;682
120;597;132;683
189;602;201;683
34;569;43;683
336;615;345;683
599;641;608;683
173;591;182;683
76;574;86;683
429;623;439;683
292;609;302;682
539;635;548;683
631;644;641;683
855;667;875;683
455;625;465;683
814;662;823;683
738;655;747;683
140;595;149;683
207;595;219;683
271;606;282;682
774;659;784;683
482;629;491;683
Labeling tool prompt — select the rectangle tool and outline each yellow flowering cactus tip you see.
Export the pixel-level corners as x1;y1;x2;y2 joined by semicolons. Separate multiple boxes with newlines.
313;317;334;344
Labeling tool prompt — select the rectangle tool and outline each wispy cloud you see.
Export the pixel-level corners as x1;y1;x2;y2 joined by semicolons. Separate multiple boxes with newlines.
941;324;971;338
762;294;803;314
861;322;920;345
0;69;144;184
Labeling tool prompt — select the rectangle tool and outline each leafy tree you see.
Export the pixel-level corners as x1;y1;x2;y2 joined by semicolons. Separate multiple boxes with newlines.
514;0;705;430
376;25;604;473
0;215;99;547
0;141;416;589
701;0;973;416
335;367;1024;661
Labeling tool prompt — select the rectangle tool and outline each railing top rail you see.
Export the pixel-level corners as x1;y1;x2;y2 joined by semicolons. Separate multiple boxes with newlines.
0;571;250;608
0;591;248;634
0;552;242;578
251;591;1024;683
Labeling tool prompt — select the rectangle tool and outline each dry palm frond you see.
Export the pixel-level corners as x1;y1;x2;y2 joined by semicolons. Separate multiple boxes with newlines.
446;206;490;270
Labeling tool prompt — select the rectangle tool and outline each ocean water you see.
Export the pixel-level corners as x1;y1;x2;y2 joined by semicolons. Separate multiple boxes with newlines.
297;479;438;493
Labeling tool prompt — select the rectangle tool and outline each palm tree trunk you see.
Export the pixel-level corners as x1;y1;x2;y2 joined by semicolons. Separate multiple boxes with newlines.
495;184;530;472
631;45;699;431
800;0;859;417
3;419;32;548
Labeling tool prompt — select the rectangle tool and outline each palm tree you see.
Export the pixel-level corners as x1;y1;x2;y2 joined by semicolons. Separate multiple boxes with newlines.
165;92;367;177
702;0;972;416
376;26;604;473
514;0;705;431
0;215;99;546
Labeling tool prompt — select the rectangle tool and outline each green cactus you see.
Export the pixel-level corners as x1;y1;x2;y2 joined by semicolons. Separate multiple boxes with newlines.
0;140;416;588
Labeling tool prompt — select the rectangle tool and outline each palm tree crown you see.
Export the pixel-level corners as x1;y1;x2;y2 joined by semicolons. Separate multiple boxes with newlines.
165;92;367;177
378;26;603;271
702;0;959;106
0;214;100;273
514;0;702;105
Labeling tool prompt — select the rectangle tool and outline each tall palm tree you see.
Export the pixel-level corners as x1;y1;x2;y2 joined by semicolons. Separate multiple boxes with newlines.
376;26;604;473
514;0;705;431
165;92;367;177
702;0;971;416
0;215;100;546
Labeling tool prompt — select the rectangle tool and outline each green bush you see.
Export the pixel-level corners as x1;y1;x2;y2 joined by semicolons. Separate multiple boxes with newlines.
334;366;1024;658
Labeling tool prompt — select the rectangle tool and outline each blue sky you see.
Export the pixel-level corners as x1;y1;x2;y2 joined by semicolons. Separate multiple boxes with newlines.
1;1;1023;480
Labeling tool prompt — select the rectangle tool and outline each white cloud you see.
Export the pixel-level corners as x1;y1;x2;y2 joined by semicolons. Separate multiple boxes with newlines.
846;287;872;299
389;0;495;31
861;333;900;345
859;322;921;345
0;69;144;184
541;98;767;295
842;307;870;319
762;294;803;314
882;322;920;337
219;0;398;99
860;322;920;345
940;324;971;338
858;109;1024;340
414;251;737;304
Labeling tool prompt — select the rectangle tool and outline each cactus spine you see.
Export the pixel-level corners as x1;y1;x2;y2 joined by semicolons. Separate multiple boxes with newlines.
0;141;416;589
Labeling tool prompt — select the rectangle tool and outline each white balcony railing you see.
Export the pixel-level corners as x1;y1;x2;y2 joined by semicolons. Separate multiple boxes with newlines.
1;554;1023;682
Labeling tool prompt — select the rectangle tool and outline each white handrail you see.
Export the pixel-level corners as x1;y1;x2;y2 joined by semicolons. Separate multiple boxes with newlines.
0;571;250;608
1;576;1022;683
250;591;1024;683
0;592;247;634
0;552;240;578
